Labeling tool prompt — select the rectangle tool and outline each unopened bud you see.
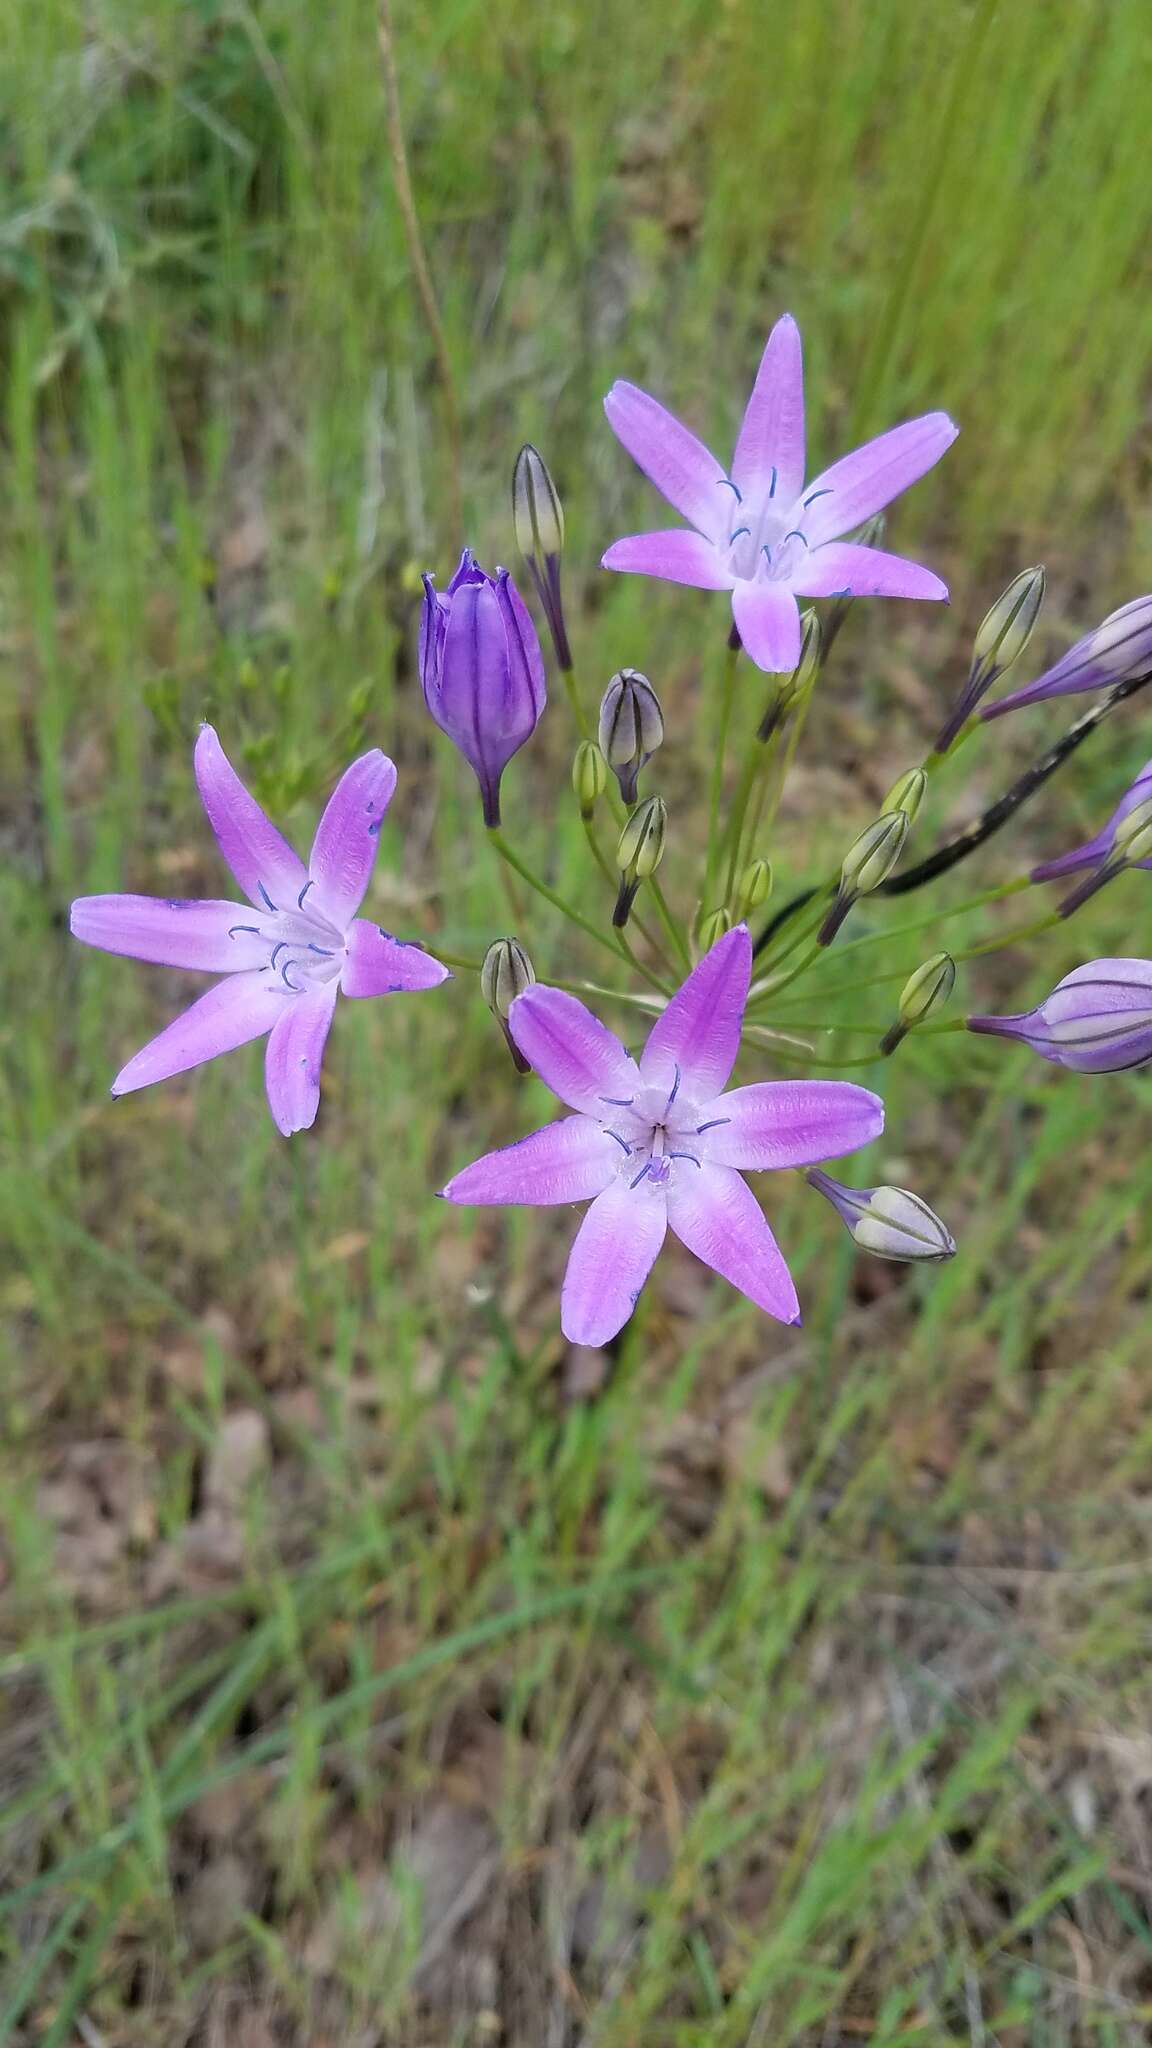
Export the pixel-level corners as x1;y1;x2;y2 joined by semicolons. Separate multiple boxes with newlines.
880;951;955;1054
598;669;664;804
807;1170;956;1262
512;442;570;668
614;794;667;927
734;858;773;918
935;565;1045;750
1111;794;1152;864
572;739;609;819
481;936;536;1073
819;811;910;946
757;609;822;740
694;906;732;955
884;767;928;822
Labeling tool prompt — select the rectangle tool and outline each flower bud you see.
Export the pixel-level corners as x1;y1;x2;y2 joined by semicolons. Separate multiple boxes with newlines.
984;592;1152;720
1031;758;1152;916
1111;793;1152;864
880;951;955;1054
819;812;910;946
883;767;928;822
420;550;547;827
935;566;1046;750
614;794;667;927
757;609;822;740
598;669;664;804
694;906;731;955
480;936;536;1074
807;1170;956;1262
968;957;1152;1074
512;443;571;668
572;739;609;819
734;858;773;918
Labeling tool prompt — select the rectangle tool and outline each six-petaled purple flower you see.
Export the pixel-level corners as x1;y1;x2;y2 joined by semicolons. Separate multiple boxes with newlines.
441;926;884;1347
983;594;1152;719
968;960;1152;1074
420;548;547;827
70;726;450;1134
601;313;957;673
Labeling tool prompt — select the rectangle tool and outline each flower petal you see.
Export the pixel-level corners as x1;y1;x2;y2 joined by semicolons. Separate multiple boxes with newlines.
667;1163;800;1323
700;1080;884;1170
731;313;806;508
264;983;339;1135
800;413;958;549
730;582;802;673
509;986;641;1115
69;895;267;973
560;1178;667;1346
111;972;287;1097
307;750;397;928
193;725;308;913
788;541;948;603
601;530;734;589
340;922;451;999
1030;830;1111;882
603;380;726;540
442;1115;616;1207
640;925;751;1101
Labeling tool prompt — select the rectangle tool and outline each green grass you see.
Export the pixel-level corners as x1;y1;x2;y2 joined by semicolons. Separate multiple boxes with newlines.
3;0;1152;2040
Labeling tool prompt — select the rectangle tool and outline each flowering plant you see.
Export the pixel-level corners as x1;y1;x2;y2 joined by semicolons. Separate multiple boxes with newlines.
72;317;1152;1349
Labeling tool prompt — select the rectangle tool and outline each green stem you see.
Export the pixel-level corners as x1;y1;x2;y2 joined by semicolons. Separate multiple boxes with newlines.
582;817;671;972
560;661;591;741
704;640;740;905
487;829;668;994
646;875;692;972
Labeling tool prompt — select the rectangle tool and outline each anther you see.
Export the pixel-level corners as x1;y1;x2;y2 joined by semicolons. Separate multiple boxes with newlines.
718;478;742;503
258;883;278;912
280;959;304;991
605;1130;632;1155
695;1117;730;1134
768;466;777;499
600;1094;634;1107
629;1163;651;1189
297;880;314;909
783;529;809;549
729;525;751;545
666;1063;681;1108
270;941;289;971
307;944;335;956
803;488;832;508
668;1150;702;1166
229;924;260;939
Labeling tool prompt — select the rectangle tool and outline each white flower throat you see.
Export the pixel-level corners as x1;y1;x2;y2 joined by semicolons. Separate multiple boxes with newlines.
597;1067;730;1195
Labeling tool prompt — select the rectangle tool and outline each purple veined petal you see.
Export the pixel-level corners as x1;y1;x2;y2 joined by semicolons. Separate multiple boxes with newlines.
111;971;288;1097
69;895;268;973
730;581;803;673
494;571;547;724
640;924;751;1101
966;1004;1061;1062
560;1177;668;1347
601;530;735;589
193;725;308;914
667;1162;800;1324
1030;829;1112;882
800;413;958;550
701;1080;884;1171
341;921;452;998
307;751;397;928
441;1114;617;1207
731;313;806;509
788;541;948;603
264;982;339;1136
603;380;726;542
509;985;641;1116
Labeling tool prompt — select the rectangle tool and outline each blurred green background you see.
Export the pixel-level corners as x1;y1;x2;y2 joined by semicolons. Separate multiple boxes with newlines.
2;1;1152;2041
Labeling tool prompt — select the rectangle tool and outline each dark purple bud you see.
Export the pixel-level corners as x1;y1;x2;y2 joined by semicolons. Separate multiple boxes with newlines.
968;958;1152;1073
983;593;1152;720
419;549;547;828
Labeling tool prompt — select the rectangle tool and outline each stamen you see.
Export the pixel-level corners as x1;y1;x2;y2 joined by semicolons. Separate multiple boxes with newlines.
761;544;773;566
297;880;314;909
307;944;336;956
783;529;809;549
600;1094;634;1107
629;1162;651;1189
258;883;278;913
605;1130;632;1155
280;958;305;991
695;1117;731;1134
729;525;751;546
768;465;777;499
666;1062;681;1108
228;924;260;939
803;487;832;507
718;478;743;503
270;941;289;971
668;1150;702;1166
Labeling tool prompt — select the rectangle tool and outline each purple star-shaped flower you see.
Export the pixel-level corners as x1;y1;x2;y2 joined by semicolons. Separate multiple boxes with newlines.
70;726;450;1134
601;314;957;673
442;926;884;1347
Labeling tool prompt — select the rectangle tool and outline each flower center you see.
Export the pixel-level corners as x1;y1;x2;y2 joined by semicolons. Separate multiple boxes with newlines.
229;880;346;993
598;1067;727;1194
717;474;831;583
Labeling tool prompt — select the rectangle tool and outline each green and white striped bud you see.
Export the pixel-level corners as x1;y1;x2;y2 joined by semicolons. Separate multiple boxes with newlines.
884;767;928;823
694;906;732;956
614;794;667;927
734;858;773;919
808;1171;956;1262
819;811;910;945
598;669;664;804
1112;795;1152;865
572;739;609;819
880;951;956;1055
934;565;1045;751
512;442;571;669
481;937;537;1074
757;609;822;740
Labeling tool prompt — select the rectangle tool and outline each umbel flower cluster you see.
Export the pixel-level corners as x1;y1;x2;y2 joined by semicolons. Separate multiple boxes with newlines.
72;318;1152;1348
